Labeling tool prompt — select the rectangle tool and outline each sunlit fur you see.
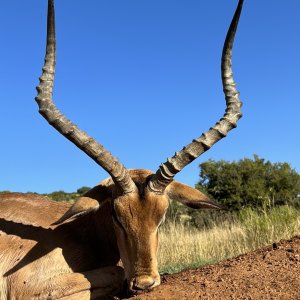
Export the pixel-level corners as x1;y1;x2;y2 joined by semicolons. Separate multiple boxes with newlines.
0;169;222;297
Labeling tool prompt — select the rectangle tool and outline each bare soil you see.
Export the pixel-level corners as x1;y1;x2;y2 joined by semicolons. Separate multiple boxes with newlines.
127;236;300;300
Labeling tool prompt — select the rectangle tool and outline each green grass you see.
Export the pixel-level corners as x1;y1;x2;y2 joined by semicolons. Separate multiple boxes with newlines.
158;205;300;274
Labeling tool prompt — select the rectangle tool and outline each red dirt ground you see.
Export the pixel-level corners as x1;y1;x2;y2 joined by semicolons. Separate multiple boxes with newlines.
124;236;300;300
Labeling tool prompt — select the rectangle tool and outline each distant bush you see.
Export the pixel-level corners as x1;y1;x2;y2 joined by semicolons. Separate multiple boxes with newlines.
45;190;77;202
45;186;90;202
77;186;90;195
197;155;300;210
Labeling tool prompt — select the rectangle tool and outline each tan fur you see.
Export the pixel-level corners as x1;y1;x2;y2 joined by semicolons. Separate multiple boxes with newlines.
0;193;71;229
0;169;223;298
0;191;123;299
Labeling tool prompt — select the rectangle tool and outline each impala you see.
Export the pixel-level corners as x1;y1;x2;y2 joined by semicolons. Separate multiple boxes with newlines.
0;0;244;298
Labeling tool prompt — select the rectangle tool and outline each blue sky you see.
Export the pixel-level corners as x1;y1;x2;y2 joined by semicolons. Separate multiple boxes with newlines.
1;1;299;193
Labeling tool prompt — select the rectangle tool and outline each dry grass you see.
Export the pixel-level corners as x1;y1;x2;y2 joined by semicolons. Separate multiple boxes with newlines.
158;205;300;273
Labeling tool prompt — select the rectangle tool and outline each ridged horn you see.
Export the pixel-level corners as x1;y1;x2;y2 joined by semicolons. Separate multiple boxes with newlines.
35;0;137;194
148;0;244;194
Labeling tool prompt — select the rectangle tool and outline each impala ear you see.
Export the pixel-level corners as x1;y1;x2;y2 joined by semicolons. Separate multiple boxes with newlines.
52;197;100;226
165;181;226;210
52;183;113;226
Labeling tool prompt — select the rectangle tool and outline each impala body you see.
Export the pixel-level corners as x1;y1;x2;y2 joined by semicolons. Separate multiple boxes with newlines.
0;0;244;298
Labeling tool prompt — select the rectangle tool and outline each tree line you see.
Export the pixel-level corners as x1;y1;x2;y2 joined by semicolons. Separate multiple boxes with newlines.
2;155;299;214
197;155;300;210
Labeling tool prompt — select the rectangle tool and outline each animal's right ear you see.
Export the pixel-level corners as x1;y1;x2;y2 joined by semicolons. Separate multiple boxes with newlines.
165;181;226;210
52;197;101;226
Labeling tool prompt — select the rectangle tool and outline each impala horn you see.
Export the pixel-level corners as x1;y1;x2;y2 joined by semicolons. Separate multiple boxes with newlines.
35;0;137;195
148;0;244;194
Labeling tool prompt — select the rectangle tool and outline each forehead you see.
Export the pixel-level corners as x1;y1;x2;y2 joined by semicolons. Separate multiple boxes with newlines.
99;169;154;188
114;191;168;213
113;170;169;217
99;169;169;216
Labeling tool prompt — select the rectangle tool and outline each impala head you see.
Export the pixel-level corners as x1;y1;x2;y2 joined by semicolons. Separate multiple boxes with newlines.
37;0;244;294
110;169;223;291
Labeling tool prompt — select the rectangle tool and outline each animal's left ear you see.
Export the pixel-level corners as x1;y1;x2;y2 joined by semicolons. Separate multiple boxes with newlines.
52;197;100;226
52;183;112;226
165;181;226;210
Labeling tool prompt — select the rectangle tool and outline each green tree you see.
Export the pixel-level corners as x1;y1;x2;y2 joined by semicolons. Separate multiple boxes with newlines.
197;155;300;210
